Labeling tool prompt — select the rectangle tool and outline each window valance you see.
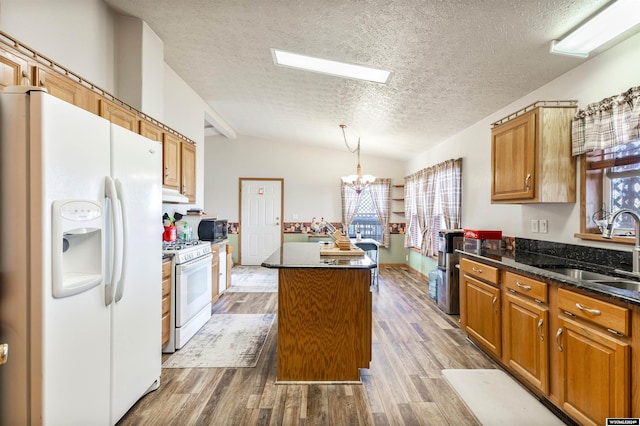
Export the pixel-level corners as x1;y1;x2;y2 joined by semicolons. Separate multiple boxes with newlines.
572;85;640;156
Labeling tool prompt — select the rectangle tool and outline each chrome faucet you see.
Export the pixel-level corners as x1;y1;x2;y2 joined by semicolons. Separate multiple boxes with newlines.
602;208;640;274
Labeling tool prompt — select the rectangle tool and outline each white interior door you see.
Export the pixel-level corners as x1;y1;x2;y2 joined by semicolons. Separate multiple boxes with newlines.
240;179;282;265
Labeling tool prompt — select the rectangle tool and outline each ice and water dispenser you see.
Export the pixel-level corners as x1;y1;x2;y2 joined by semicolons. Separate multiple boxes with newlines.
52;200;103;298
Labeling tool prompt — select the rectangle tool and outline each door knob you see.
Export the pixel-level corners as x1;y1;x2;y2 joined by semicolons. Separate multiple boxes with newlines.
0;343;7;365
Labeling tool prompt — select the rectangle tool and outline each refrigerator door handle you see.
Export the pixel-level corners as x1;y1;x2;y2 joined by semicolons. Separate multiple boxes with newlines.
104;176;121;306
114;179;127;303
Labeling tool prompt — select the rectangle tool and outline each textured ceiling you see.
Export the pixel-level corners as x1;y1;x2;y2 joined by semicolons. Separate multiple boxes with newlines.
104;0;619;160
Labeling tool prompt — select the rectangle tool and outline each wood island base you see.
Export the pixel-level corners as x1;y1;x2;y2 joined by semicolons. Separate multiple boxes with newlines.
277;268;372;382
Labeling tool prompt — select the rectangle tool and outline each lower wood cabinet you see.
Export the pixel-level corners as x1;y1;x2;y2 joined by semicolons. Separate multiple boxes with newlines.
211;244;220;303
161;259;171;348
503;288;549;394
460;258;501;357
557;289;631;426
459;255;636;425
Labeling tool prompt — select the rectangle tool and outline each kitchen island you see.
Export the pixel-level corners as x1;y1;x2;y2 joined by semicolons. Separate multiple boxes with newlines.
262;242;376;382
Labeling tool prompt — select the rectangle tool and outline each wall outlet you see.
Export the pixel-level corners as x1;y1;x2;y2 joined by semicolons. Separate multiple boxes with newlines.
292;213;299;220
531;219;539;233
539;219;548;233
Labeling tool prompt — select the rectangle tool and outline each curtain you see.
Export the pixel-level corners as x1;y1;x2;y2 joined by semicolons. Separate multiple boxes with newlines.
404;158;463;256
420;168;437;256
369;178;391;247
340;182;361;231
404;174;418;248
572;85;640;155
437;158;463;229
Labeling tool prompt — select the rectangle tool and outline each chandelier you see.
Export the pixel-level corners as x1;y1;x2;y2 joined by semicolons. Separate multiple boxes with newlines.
340;124;375;194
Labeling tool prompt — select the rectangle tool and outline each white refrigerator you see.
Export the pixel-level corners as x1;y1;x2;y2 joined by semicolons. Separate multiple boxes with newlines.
0;87;162;425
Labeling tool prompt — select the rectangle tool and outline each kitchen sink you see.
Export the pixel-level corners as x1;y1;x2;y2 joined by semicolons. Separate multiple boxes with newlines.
591;280;640;292
542;267;614;281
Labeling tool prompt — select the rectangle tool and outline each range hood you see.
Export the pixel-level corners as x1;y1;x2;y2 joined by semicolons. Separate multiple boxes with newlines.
162;187;189;203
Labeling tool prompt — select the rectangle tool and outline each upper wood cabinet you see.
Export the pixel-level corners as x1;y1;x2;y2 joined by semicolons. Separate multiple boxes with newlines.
99;98;138;132
162;133;181;190
181;141;196;202
33;67;99;114
491;104;576;203
0;45;29;92
139;120;164;142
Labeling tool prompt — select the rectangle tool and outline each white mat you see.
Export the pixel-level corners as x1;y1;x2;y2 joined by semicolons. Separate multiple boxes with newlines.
442;369;564;426
163;314;275;368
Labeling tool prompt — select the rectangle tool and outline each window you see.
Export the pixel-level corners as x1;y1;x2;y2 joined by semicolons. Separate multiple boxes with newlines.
347;187;383;241
573;85;640;242
340;179;391;246
583;140;640;236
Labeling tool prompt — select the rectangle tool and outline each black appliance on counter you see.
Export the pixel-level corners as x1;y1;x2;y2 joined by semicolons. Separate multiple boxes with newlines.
436;229;464;314
198;218;228;242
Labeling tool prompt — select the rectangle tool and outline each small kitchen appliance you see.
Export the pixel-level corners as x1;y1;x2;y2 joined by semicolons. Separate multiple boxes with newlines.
198;218;228;242
463;229;503;254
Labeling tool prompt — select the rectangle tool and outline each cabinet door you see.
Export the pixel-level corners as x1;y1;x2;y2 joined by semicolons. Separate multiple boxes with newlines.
211;245;220;303
34;67;96;113
461;274;501;357
99;98;138;132
503;290;549;394
139;120;164;142
557;316;630;426
162;133;181;189
0;46;28;91
491;110;536;201
181;142;196;202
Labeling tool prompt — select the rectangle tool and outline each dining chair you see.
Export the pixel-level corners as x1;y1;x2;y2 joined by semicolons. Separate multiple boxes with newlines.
355;242;379;290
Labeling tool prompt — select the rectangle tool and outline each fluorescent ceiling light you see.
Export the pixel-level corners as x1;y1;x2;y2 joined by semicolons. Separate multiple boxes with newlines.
550;0;640;57
272;49;391;84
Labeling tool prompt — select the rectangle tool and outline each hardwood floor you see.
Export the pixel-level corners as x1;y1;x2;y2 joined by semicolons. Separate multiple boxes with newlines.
118;266;500;425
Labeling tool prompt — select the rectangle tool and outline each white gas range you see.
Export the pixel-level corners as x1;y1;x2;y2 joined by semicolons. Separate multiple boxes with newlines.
162;240;213;353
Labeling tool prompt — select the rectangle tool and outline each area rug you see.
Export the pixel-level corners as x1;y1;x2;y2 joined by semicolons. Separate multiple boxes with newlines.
224;282;278;293
225;266;278;293
162;314;275;368
442;369;564;426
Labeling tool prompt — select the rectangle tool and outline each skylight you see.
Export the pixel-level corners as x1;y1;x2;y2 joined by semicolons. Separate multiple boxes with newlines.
271;49;391;84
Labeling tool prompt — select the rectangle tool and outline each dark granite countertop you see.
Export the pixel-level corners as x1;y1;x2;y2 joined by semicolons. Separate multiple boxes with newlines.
457;248;640;306
262;242;377;269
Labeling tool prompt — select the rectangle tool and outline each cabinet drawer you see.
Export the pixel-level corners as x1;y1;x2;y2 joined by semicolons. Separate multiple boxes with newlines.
162;278;171;297
162;259;172;278
460;257;499;285
504;271;547;303
162;295;170;316
210;244;220;256
558;288;630;336
162;313;170;347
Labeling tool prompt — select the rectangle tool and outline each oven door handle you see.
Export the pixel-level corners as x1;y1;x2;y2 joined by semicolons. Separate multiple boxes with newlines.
176;253;213;273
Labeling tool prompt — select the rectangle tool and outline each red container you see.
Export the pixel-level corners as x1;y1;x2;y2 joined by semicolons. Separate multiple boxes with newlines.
463;229;502;240
163;225;177;242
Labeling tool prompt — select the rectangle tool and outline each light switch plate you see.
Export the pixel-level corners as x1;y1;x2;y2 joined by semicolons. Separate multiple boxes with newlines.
539;219;548;233
531;219;539;233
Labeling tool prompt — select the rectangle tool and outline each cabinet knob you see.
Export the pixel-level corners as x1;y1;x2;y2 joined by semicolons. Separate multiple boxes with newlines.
0;343;7;365
525;173;532;191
